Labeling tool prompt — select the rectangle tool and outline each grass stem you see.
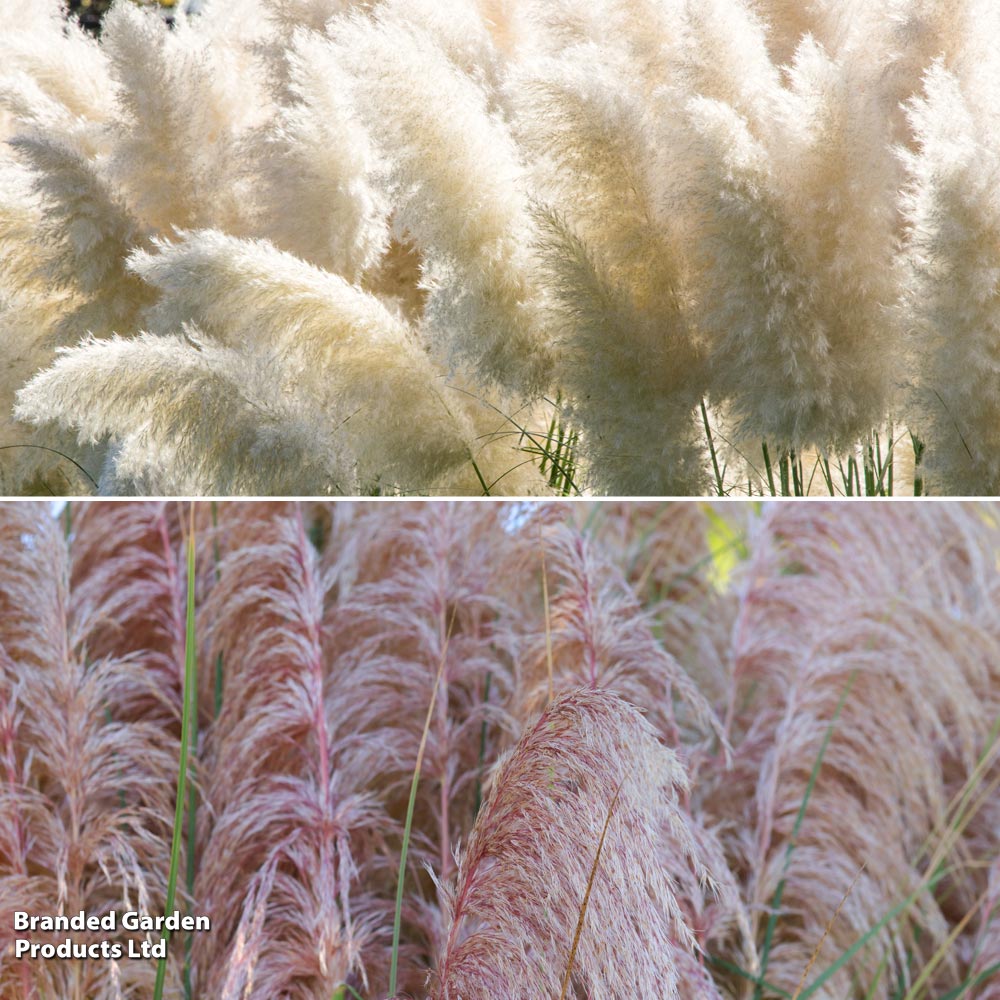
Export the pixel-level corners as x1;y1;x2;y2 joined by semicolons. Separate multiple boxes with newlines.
558;783;622;1000
762;441;777;496
701;399;725;496
388;608;457;996
154;506;198;1000
755;671;857;1000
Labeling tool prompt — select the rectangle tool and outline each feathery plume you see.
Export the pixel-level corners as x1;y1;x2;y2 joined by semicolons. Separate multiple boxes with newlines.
101;2;264;235
68;502;187;728
195;507;383;998
518;42;707;494
15;331;349;496
379;0;508;103
578;501;743;708
661;0;780;123
432;688;716;1000
129;230;485;490
0;156;106;495
684;43;900;455
322;503;521;984
899;57;1000;494
329;9;553;394
0;502;180;998
10;132;153;344
0;0;115;128
720;502;1000;996
250;27;389;281
513;516;724;752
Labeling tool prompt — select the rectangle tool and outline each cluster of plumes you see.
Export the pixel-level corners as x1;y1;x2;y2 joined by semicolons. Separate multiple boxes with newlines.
0;0;545;497
4;499;1000;998
713;502;1000;998
3;0;1000;497
0;500;734;998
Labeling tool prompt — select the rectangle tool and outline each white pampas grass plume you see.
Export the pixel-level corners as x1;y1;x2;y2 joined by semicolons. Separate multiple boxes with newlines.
0;155;51;297
101;2;264;235
685;47;900;454
533;205;707;496
10;132;153;343
15;331;349;496
0;155;109;495
663;0;780;122
0;0;115;128
129;229;506;491
251;27;389;281
329;10;553;394
379;0;507;101
858;0;995;149
899;59;1000;494
518;45;707;495
432;688;717;1000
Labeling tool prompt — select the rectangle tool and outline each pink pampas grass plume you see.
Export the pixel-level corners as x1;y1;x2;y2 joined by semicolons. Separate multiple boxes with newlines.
514;515;724;754
431;687;722;1000
68;501;187;729
195;506;384;999
0;502;179;998
320;502;521;987
719;502;1000;998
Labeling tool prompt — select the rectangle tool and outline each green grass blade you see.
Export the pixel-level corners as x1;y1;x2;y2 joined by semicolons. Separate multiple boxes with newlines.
701;399;725;496
183;671;199;1000
388;611;455;996
754;670;857;1000
211;501;224;717
470;455;492;496
902;887;986;1000
797;867;950;999
184;510;206;999
911;432;925;496
154;515;198;1000
333;983;366;1000
705;954;793;998
821;458;835;496
762;441;777;496
389;769;420;995
938;962;1000;1000
863;953;888;1000
790;448;803;496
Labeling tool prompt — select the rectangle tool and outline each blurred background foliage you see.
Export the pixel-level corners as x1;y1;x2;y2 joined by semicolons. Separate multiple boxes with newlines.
68;0;183;34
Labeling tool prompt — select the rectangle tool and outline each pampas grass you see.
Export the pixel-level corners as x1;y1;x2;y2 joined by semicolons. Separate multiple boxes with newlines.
0;502;181;998
431;688;714;1000
3;498;1000;999
195;506;384;999
7;0;1000;495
